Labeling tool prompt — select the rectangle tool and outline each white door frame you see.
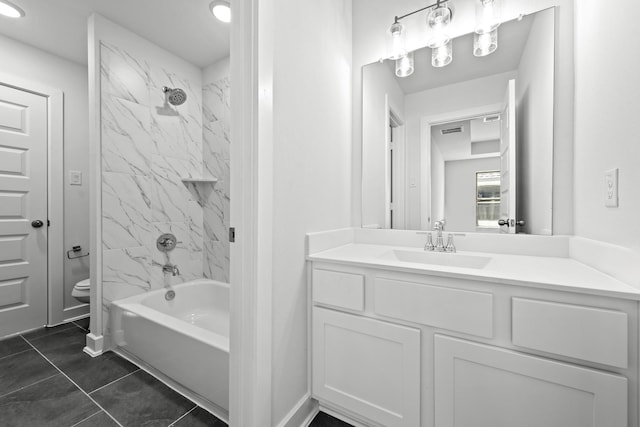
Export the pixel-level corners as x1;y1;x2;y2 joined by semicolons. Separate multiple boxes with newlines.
0;73;65;328
229;0;273;426
386;103;406;230
419;103;502;231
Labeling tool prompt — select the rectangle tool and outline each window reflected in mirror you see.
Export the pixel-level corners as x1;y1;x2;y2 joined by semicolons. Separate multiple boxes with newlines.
476;171;501;229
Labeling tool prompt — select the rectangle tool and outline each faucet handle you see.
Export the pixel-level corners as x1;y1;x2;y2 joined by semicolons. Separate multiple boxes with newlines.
424;233;435;251
445;234;456;253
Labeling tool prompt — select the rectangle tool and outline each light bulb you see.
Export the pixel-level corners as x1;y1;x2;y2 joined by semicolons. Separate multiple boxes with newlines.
389;22;406;60
396;52;414;78
474;29;498;56
426;4;452;48
475;0;501;33
0;0;25;18
210;1;231;23
432;41;452;68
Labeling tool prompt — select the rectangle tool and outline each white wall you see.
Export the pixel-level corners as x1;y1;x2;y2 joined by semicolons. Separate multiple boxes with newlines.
516;9;554;235
405;72;515;229
574;0;640;251
204;57;230;83
353;0;574;235
0;34;90;317
362;61;405;228
262;0;353;424
445;157;501;232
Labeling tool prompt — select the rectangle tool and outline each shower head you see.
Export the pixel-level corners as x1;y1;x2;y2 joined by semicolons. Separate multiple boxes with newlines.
162;86;187;106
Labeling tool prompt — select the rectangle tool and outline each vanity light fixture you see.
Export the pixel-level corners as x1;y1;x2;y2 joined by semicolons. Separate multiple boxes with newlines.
426;2;453;67
0;0;25;18
388;0;505;75
389;21;407;60
396;51;415;77
388;0;454;75
474;0;501;57
210;0;231;23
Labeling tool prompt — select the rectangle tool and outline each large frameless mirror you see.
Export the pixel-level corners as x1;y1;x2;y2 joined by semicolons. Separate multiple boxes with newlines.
362;7;555;234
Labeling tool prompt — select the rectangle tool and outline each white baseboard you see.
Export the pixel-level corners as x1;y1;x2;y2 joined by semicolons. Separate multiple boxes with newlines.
277;393;317;427
83;332;104;357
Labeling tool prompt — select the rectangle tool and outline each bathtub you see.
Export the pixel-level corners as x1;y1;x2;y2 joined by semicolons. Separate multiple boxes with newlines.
110;279;229;418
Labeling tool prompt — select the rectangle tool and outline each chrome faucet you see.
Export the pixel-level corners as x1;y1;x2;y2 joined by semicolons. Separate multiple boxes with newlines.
162;264;180;276
433;220;446;252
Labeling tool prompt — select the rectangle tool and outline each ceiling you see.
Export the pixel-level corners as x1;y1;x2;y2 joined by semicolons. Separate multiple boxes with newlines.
385;14;534;94
432;118;500;161
0;0;230;68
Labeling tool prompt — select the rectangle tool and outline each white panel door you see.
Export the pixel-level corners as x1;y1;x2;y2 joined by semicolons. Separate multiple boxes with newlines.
434;335;627;427
499;79;517;233
313;307;421;427
0;84;48;337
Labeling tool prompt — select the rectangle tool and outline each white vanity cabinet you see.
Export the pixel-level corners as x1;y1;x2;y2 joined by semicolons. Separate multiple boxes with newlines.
312;307;421;427
434;335;627;427
309;261;637;427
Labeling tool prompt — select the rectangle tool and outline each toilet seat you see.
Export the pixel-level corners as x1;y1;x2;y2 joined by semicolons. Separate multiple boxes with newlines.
75;278;90;290
72;278;91;303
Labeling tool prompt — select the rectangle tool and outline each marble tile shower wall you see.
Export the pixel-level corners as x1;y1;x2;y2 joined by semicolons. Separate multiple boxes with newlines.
203;74;230;282
100;42;205;306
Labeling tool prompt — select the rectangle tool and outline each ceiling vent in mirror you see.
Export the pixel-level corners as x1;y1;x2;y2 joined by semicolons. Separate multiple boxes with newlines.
441;126;464;135
483;114;501;122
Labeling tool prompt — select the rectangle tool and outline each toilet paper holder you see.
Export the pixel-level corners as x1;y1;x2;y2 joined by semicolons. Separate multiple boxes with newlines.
67;245;90;260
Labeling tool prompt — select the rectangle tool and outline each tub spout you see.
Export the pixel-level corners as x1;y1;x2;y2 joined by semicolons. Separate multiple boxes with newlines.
162;264;180;276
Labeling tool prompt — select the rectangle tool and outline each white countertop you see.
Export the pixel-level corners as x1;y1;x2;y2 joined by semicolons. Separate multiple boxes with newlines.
308;243;640;300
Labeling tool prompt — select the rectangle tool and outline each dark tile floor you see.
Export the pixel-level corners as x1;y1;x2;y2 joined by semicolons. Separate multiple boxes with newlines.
0;319;226;427
1;319;352;427
309;411;353;427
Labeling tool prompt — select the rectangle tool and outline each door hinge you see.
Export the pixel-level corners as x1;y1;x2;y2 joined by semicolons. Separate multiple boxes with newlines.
229;227;235;243
47;219;50;227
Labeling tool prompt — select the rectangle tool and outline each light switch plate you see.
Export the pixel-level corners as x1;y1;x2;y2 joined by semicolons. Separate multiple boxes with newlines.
69;170;82;186
604;168;618;207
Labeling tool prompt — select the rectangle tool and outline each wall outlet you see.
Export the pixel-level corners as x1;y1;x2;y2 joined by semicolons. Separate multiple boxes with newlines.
604;168;618;207
69;170;82;186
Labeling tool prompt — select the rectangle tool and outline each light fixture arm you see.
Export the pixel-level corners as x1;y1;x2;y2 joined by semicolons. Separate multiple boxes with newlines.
393;0;450;24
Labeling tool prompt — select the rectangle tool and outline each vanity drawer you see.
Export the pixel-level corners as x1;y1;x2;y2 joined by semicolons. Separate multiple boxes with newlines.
312;269;365;312
374;277;494;338
512;298;628;368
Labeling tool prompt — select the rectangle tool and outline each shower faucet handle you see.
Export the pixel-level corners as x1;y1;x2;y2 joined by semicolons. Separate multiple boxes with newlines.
156;233;178;252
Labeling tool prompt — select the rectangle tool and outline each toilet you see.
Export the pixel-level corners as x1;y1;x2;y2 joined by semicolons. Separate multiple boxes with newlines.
72;278;90;304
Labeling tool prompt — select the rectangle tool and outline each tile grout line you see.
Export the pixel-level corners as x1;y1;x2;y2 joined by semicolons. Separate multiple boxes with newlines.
0;347;34;362
88;368;141;395
71;320;89;332
167;404;198;427
19;336;125;427
20;324;79;345
69;409;102;427
0;373;59;400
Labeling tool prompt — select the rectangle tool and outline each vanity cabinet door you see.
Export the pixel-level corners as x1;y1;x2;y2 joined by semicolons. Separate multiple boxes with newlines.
434;335;627;427
312;307;421;427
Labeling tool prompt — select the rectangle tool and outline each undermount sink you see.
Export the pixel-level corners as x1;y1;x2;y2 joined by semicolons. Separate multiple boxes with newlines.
381;249;491;269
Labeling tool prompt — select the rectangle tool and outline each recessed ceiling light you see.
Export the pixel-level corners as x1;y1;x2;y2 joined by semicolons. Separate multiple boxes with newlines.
0;0;25;18
210;1;231;23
